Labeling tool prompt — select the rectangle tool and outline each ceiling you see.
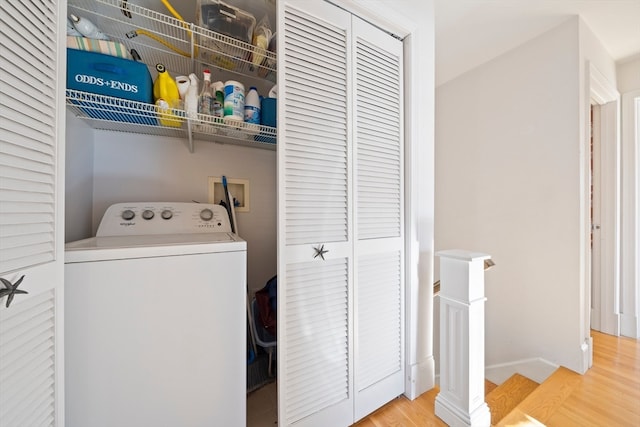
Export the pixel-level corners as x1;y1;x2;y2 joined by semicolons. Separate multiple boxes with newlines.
435;0;640;86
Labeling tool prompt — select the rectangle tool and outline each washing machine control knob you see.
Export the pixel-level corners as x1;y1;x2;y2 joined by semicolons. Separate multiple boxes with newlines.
161;209;173;220
142;209;155;220
199;208;214;221
121;209;135;221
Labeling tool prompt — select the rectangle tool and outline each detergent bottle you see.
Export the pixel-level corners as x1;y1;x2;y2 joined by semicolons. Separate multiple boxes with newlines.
153;63;183;127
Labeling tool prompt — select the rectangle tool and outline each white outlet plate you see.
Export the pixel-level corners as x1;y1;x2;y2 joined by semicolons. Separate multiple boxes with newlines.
208;177;250;212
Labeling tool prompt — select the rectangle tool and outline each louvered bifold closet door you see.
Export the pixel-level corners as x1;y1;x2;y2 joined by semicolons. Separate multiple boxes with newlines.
1;0;59;274
278;1;354;426
0;0;65;426
0;290;56;426
352;17;405;421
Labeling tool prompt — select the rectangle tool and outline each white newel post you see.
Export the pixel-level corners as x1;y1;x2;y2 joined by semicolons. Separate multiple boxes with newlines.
435;250;492;427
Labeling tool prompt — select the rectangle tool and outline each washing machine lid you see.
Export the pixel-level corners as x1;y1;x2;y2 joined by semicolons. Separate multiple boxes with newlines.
66;202;247;263
65;232;246;263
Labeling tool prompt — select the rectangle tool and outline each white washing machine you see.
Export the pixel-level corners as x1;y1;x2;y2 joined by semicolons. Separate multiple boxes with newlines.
65;202;246;427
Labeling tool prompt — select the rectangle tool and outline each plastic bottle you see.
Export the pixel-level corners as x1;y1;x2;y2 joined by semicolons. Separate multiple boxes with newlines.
244;87;261;125
268;84;277;98
184;74;199;119
69;14;110;40
199;70;214;116
153;63;182;127
223;80;245;122
175;76;190;100
212;81;225;119
67;17;82;36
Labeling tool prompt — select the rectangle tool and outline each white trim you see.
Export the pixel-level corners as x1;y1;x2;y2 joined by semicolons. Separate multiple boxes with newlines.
327;0;416;38
408;356;435;398
621;91;640;338
589;63;618;104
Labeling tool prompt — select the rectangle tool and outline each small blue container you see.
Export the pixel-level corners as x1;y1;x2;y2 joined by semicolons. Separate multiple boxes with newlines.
260;97;277;128
255;97;276;144
67;48;155;125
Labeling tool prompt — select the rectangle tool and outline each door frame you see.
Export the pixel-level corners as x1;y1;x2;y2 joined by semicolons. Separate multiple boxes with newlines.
621;90;640;338
584;62;620;352
326;0;436;399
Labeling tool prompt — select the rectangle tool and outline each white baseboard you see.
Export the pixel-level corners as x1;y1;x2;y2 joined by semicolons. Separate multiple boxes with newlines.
484;358;558;385
405;355;435;400
581;337;592;373
435;394;491;427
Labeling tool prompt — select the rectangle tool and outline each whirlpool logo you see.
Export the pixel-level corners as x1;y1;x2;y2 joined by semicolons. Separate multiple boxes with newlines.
74;74;139;93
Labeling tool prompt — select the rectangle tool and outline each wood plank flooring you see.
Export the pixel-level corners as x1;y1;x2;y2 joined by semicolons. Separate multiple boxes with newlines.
496;367;580;426
354;330;640;426
486;373;538;425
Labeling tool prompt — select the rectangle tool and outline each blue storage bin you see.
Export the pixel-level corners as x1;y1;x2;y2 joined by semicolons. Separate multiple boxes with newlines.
67;48;156;125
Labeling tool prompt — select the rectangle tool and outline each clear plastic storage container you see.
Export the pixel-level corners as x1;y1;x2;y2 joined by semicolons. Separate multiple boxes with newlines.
196;0;257;68
197;1;256;47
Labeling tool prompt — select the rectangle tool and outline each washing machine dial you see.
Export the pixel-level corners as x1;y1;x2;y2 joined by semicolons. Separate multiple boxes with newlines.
121;209;135;221
199;208;214;221
142;209;155;220
161;209;173;220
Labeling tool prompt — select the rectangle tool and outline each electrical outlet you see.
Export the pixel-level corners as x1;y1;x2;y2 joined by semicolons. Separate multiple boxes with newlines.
208;177;250;212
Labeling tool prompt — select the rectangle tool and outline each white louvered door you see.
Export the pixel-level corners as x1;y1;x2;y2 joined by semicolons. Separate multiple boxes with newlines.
278;1;404;426
278;2;354;426
352;16;404;421
0;0;66;426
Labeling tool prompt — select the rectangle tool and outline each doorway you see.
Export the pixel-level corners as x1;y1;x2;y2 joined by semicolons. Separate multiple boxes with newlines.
588;64;620;337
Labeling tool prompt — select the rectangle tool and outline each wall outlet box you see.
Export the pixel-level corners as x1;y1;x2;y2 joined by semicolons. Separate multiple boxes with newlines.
208;177;249;212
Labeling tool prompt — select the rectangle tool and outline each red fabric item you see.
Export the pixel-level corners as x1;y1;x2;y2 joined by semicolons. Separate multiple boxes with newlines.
255;288;276;337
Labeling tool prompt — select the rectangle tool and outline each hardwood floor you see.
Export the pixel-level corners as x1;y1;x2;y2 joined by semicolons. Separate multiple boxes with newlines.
354;330;640;426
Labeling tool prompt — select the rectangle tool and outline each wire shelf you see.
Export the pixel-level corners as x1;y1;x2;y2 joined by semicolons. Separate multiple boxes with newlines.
66;89;276;150
67;0;277;81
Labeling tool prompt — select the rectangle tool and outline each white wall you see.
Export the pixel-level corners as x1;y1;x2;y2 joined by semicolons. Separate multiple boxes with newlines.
65;114;95;243
435;18;587;373
87;131;277;292
617;57;640;93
